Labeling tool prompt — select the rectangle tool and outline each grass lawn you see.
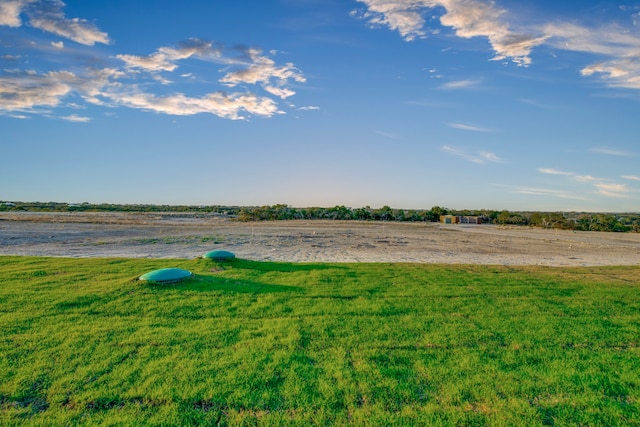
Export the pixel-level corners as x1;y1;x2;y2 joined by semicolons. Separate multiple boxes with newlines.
0;256;639;426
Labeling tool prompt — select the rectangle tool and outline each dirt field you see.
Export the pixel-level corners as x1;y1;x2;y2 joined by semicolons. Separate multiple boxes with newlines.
1;211;639;266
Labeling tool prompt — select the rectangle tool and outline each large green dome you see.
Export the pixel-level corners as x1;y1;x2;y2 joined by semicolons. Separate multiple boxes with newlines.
139;268;193;283
202;250;235;261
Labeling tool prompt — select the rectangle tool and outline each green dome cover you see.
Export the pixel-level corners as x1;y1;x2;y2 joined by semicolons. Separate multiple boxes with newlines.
139;268;193;283
202;250;235;261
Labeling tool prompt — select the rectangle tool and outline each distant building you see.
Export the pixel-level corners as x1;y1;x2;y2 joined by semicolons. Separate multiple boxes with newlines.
440;215;482;224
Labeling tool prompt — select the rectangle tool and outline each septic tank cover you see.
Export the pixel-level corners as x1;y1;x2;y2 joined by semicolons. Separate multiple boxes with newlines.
202;250;235;261
139;268;193;283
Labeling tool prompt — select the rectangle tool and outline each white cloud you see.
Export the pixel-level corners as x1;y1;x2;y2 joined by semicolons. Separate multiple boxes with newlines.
1;0;109;45
537;167;573;176
478;151;502;163
0;12;306;121
117;53;179;73
23;0;109;45
573;175;597;183
514;187;589;200
594;182;630;198
622;175;640;181
0;70;75;111
220;48;306;99
355;0;640;90
116;43;306;101
590;147;632;156
542;22;640;58
375;130;399;139
440;79;480;89
0;0;31;27
61;114;90;122
442;145;503;164
117;39;221;72
355;0;547;66
538;21;640;90
446;122;491;132
100;89;280;120
264;85;296;99
538;167;634;199
299;105;320;111
580;59;640;90
437;0;547;66
352;1;428;42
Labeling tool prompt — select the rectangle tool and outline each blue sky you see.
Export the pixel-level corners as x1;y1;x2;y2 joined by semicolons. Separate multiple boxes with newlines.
1;0;639;212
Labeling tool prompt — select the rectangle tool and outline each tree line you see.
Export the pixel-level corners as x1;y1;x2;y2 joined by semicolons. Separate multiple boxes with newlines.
2;201;638;232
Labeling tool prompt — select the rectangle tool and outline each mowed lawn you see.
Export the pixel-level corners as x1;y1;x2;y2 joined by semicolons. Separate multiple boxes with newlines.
0;256;638;426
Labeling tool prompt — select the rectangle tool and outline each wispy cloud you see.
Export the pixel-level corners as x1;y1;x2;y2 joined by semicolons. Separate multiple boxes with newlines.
219;47;306;99
446;122;492;132
442;145;504;164
61;114;90;122
2;0;110;45
354;0;547;66
0;70;75;111
0;1;306;120
590;147;632;157
101;91;280;120
594;182;631;198
622;175;640;181
537;167;573;176
518;98;561;110
538;167;633;198
299;105;320;111
117;41;305;101
514;186;590;201
375;130;399;139
116;39;222;73
543;22;640;90
405;99;453;108
354;0;640;90
440;79;480;89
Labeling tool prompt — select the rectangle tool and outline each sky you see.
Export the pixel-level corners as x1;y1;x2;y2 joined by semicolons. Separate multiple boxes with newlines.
1;0;639;212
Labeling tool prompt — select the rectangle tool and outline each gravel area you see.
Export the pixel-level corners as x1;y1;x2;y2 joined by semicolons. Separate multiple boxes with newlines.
1;212;639;266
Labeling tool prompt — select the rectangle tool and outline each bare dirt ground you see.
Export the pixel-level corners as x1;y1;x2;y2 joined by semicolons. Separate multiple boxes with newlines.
1;211;639;266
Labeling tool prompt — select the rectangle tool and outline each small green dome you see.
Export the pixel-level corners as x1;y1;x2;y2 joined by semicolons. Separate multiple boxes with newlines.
202;250;235;261
139;268;193;283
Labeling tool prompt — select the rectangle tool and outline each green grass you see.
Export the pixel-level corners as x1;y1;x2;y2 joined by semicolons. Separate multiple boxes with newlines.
0;256;638;426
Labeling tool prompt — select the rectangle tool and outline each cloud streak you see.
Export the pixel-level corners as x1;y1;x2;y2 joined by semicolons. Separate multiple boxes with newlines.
442;145;503;164
446;122;491;132
440;79;480;89
514;186;590;201
590;147;632;157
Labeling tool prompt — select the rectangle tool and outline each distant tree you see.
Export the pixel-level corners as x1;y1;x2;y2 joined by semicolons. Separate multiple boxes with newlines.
576;214;630;232
353;207;372;221
326;205;353;220
495;210;528;226
425;206;448;222
373;205;394;221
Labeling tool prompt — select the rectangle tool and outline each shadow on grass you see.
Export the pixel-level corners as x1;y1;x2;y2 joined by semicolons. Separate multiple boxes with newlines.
221;258;344;273
139;258;345;294
146;275;302;294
